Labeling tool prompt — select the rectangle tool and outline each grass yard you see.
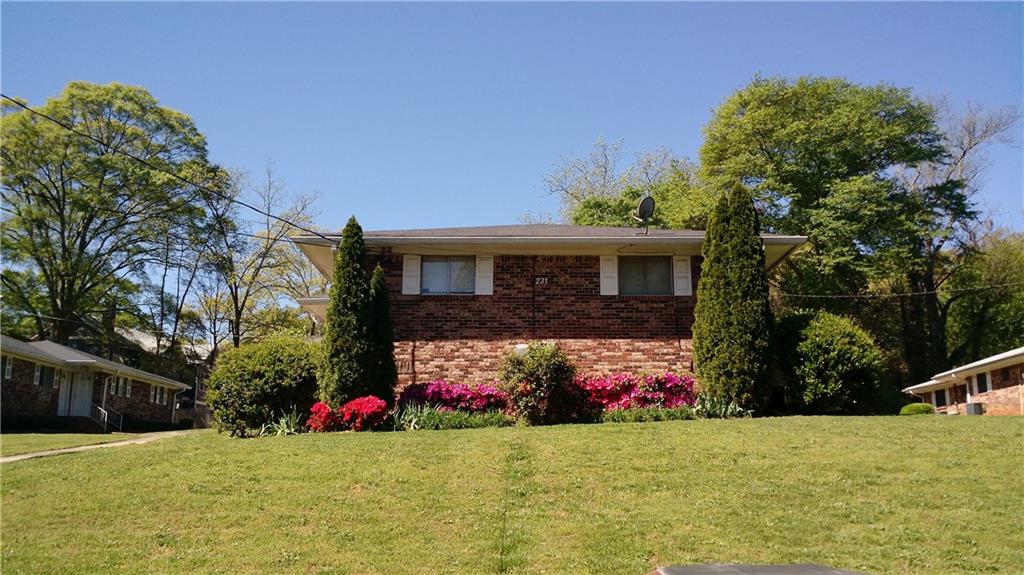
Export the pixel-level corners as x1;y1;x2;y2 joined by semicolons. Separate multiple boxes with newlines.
1;432;142;457
1;417;1021;575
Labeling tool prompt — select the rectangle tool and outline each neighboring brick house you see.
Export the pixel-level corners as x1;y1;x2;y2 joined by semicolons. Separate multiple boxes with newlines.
1;335;190;430
903;347;1024;416
291;224;806;387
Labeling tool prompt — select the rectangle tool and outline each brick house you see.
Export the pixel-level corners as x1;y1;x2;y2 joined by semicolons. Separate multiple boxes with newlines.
291;224;806;387
1;334;191;430
902;347;1024;416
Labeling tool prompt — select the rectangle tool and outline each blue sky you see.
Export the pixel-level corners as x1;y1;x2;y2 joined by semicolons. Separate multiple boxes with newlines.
3;2;1021;231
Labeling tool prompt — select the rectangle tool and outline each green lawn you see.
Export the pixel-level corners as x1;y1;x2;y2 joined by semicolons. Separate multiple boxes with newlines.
1;417;1021;574
1;432;141;457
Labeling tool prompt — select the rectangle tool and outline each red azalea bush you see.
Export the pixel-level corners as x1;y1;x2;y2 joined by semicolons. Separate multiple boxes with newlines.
576;372;697;411
339;395;389;431
306;401;342;432
398;380;509;412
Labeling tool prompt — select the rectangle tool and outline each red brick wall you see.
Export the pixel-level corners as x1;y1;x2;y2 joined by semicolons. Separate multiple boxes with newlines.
0;356;59;419
369;250;700;386
102;378;176;423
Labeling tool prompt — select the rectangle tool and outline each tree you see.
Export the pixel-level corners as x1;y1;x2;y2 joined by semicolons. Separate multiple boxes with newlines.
1;82;214;343
318;216;372;406
692;183;772;410
365;265;397;404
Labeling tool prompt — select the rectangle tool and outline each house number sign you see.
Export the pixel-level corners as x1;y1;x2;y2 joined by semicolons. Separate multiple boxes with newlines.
535;277;549;285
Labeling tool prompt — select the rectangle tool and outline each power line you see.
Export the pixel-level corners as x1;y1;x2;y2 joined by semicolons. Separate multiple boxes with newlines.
778;281;1024;300
1;94;332;242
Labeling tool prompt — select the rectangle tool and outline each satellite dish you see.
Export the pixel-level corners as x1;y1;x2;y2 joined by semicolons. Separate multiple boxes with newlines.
633;196;656;234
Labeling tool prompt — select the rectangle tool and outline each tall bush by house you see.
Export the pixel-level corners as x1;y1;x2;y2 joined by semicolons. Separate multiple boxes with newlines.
319;216;372;406
365;264;398;404
498;342;593;424
771;310;885;414
206;335;320;437
692;182;772;410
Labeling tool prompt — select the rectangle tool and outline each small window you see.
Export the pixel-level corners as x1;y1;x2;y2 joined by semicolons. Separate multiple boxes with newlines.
934;388;948;407
3;356;12;380
976;372;989;393
618;256;672;295
38;366;56;388
420;256;475;294
1001;367;1010;381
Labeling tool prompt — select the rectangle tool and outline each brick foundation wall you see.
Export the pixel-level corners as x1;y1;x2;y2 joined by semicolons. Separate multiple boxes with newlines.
0;356;59;419
370;251;700;386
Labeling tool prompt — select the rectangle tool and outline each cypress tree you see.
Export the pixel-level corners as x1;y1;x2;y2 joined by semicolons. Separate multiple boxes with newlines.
318;216;371;406
365;264;398;404
692;182;772;410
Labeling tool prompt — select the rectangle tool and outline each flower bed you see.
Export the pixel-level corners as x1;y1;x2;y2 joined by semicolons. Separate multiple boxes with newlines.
307;396;389;432
576;372;696;411
398;380;508;412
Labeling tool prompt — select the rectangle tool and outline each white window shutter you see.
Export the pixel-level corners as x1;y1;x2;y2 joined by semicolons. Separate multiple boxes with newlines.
673;256;692;296
600;256;618;296
475;256;494;295
402;255;421;295
33;364;40;385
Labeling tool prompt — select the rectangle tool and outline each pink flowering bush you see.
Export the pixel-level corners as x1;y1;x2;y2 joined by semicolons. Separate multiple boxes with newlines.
398;380;509;412
576;372;696;411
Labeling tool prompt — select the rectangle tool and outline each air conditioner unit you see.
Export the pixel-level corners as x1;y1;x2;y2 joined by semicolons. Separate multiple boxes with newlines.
966;403;986;416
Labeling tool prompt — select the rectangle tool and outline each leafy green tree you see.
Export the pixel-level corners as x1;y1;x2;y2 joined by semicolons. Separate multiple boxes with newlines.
693;183;772;410
318;216;371;406
1;82;215;344
365;264;397;404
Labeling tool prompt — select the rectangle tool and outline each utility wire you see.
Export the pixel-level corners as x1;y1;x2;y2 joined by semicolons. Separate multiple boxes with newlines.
1;94;332;242
779;281;1024;300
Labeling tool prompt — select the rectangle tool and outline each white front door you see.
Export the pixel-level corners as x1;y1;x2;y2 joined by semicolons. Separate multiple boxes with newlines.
70;373;93;417
57;371;71;416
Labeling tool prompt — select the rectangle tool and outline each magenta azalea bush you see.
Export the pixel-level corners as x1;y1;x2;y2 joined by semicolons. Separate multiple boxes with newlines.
398;380;508;412
576;372;696;411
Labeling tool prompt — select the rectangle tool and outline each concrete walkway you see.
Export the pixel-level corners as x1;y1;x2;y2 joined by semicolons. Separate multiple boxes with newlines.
0;429;198;464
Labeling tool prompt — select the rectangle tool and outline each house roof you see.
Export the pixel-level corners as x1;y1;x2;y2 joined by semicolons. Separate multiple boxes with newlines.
902;346;1024;394
291;224;808;278
1;335;190;390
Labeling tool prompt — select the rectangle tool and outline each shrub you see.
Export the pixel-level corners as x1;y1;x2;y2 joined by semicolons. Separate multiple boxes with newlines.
206;335;319;437
577;372;696;411
393;404;515;431
693;182;772;410
773;310;884;415
600;406;694;423
900;402;935;415
339;396;389;431
319;216;373;406
365;264;398;404
694;395;751;419
306;401;342;432
398;380;508;412
498;342;593;425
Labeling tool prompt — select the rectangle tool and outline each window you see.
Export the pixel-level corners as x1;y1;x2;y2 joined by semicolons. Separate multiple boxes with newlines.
37;366;56;388
420;256;475;294
3;356;12;380
618;256;672;295
111;376;132;397
976;372;989;393
151;385;167;405
934;388;948;407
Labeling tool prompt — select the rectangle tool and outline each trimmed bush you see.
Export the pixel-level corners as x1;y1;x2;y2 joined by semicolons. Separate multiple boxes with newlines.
693;182;772;410
393;404;515;431
498;342;594;425
772;310;884;414
600;406;694;423
306;401;342;432
206;336;320;437
365;264;398;404
900;403;935;415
